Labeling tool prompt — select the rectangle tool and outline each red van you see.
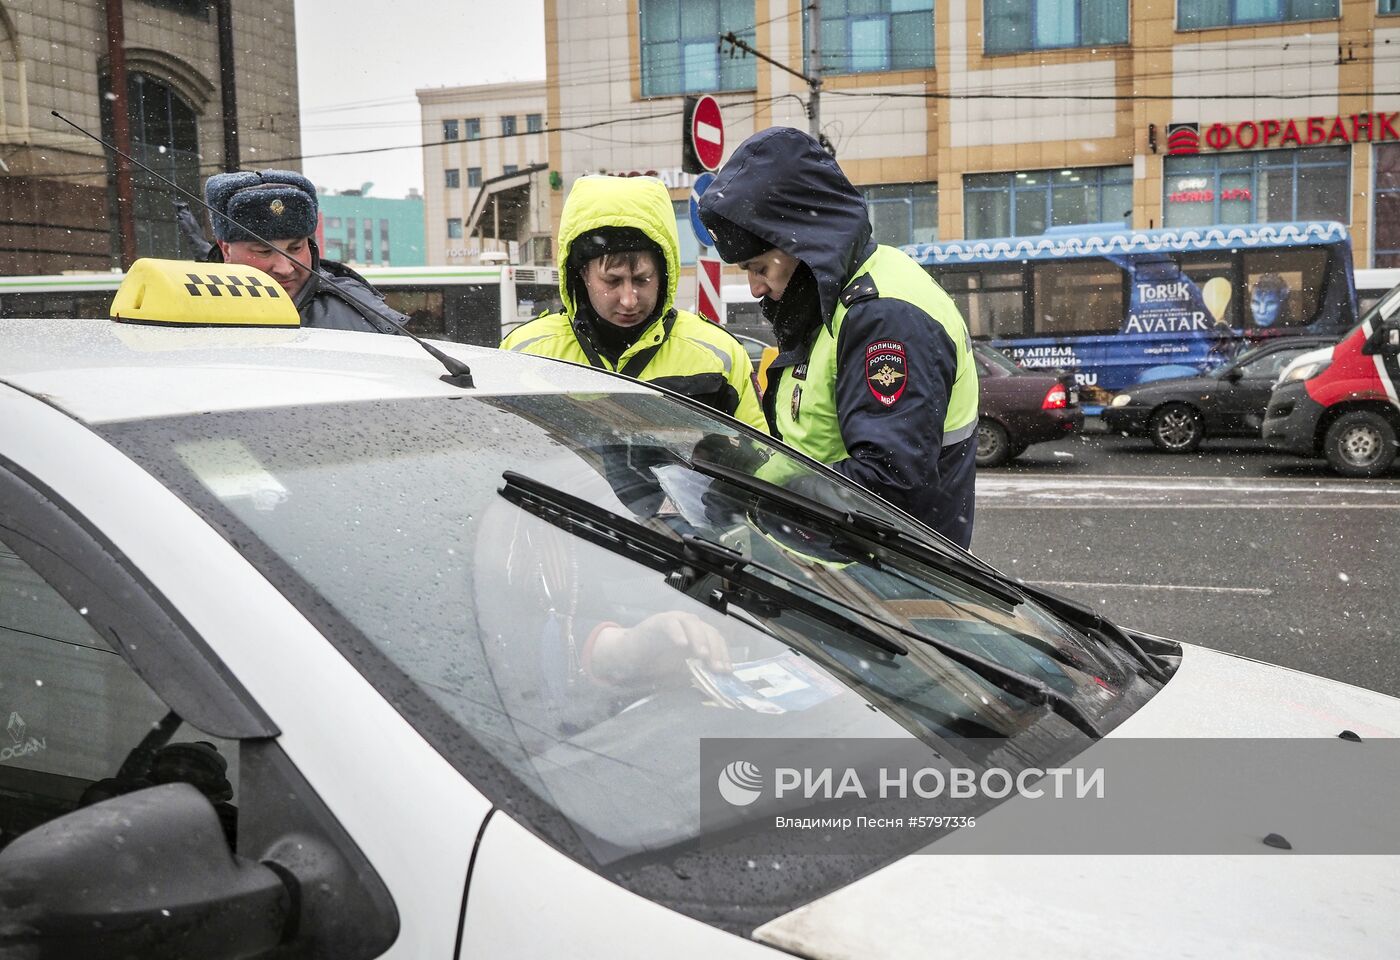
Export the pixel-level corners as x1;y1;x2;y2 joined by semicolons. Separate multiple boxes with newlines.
1263;284;1400;476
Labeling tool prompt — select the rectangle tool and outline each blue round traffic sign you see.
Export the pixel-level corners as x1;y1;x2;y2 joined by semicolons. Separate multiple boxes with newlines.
689;172;716;249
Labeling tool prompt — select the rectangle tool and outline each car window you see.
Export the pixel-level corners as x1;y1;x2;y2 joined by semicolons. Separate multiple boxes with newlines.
1236;346;1312;380
101;391;1160;926
0;532;239;852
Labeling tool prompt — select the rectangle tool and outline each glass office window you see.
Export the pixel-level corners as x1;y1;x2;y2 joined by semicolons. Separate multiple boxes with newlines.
862;182;939;246
1163;147;1349;228
1374;144;1400;267
447;218;463;240
641;0;756;95
985;0;1127;54
806;0;934;75
964;165;1132;238
1177;0;1337;28
465;118;482;140
442;119;459;141
445;168;460;189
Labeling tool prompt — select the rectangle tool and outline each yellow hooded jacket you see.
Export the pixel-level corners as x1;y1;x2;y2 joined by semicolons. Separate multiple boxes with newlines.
501;176;766;433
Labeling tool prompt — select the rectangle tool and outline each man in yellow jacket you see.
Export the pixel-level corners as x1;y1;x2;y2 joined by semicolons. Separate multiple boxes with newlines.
502;175;766;433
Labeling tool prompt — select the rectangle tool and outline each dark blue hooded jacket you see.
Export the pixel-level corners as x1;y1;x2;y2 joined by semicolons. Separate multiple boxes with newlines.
699;127;975;548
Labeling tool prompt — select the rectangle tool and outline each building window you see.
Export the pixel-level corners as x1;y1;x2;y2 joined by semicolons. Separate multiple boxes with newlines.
502;115;517;137
443;119;459;141
527;113;544;133
985;0;1128;54
324;240;343;260
1177;0;1338;29
640;0;756;96
1162;146;1349;229
467;167;482;188
101;73;202;259
465;117;482;140
447;218;463;239
504;164;519;175
379;219;390;245
1375;145;1400;266
964;165;1133;238
445;168;460;189
673;200;699;266
806;0;934;75
861;182;939;245
327;217;342;229
1384;0;1400;12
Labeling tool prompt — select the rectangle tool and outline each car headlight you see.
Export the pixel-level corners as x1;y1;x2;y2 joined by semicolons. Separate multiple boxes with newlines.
1280;359;1330;385
1110;394;1132;407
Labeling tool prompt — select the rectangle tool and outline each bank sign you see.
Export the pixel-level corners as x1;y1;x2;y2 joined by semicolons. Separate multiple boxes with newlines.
1166;113;1399;155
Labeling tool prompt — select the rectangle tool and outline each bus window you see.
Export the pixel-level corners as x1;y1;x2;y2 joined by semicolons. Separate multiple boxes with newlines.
381;288;447;340
1032;260;1123;336
1243;248;1327;328
1179;255;1239;329
516;283;562;322
937;268;1026;338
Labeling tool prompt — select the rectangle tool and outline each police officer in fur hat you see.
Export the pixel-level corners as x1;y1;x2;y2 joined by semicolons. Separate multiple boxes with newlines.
203;169;408;334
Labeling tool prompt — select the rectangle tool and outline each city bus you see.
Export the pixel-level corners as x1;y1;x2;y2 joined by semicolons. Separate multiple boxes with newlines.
0;264;561;347
905;221;1357;405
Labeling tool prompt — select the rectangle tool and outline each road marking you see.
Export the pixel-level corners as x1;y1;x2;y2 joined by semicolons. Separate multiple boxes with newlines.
985;503;1400;509
1032;580;1274;596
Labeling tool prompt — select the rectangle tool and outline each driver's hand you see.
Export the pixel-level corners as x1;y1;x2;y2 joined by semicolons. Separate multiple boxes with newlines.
590;611;732;684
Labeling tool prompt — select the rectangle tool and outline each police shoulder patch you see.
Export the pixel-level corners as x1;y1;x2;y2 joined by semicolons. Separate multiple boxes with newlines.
865;340;907;407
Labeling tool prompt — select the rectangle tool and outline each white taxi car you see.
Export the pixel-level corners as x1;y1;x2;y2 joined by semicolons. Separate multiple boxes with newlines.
1;260;1398;958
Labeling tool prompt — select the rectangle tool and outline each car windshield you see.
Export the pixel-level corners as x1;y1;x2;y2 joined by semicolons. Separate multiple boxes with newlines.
101;389;1159;926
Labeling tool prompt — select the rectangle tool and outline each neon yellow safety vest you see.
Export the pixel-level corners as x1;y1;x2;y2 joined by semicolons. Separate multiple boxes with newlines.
768;244;978;462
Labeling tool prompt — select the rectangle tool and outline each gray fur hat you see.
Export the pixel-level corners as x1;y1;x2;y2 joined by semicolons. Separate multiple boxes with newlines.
204;169;318;243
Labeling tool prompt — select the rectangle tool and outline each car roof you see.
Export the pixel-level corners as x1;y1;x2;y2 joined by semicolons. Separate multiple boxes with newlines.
0;318;648;425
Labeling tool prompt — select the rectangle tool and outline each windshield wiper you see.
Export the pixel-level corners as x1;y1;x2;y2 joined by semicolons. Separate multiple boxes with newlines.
688;457;1024;607
689;459;1168;684
499;471;1103;738
1017;585;1170;683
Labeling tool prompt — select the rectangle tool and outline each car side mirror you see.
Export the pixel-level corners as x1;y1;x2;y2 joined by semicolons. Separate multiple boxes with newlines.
0;783;291;959
1223;367;1243;382
1364;318;1400;356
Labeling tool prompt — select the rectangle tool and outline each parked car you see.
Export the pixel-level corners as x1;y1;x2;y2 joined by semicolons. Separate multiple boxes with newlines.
1102;336;1338;453
5;260;1400;959
973;342;1083;467
1265;282;1400;476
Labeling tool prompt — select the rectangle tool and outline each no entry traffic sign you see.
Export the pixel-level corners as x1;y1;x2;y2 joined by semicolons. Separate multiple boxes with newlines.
691;95;725;172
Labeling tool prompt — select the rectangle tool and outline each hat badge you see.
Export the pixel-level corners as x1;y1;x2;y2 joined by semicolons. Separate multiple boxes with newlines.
269;199;286;216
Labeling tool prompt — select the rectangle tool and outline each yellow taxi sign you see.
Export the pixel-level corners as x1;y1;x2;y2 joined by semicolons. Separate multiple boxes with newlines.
110;258;300;328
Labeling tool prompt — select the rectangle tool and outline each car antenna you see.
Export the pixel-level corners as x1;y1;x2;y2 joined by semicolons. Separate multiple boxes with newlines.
50;110;474;389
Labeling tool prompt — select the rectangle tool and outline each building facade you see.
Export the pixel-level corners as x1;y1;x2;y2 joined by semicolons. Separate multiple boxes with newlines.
315;187;425;267
537;0;1400;286
416;81;551;265
0;0;301;274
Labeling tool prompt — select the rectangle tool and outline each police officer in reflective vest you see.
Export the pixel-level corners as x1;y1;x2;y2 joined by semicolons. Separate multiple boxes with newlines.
699;127;979;548
502;175;766;433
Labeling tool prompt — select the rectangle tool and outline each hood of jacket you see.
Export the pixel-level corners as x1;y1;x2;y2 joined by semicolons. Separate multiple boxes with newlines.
556;175;680;321
698;127;873;324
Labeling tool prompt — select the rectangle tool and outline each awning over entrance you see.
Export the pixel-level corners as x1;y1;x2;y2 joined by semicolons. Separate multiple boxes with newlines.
465;162;549;241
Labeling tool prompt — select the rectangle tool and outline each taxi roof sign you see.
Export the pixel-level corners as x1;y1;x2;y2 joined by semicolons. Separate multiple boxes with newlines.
110;258;300;328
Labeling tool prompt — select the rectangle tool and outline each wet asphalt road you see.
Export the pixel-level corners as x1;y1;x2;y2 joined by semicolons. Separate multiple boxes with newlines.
971;429;1400;697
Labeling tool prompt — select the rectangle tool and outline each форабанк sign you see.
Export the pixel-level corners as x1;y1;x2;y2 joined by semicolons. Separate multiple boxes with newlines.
1166;113;1399;155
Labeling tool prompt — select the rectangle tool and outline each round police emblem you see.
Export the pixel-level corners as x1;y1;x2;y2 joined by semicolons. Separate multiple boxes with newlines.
269;199;286;216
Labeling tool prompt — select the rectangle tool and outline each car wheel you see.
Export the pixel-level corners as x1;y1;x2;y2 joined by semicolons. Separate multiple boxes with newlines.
1148;403;1204;453
1323;410;1398;477
976;419;1013;468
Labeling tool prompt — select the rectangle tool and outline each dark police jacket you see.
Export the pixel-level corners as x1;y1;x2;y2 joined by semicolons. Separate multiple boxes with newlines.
699;127;978;548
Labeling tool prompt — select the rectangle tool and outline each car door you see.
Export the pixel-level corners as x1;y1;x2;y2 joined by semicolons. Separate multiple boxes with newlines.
0;465;399;959
1222;345;1318;435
